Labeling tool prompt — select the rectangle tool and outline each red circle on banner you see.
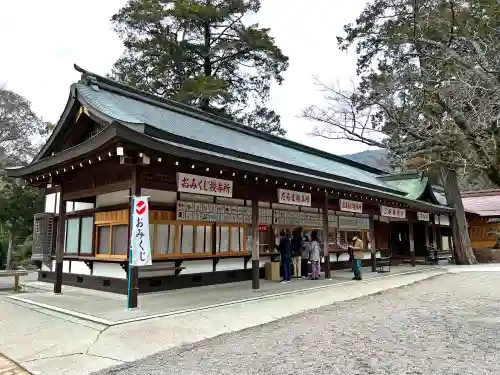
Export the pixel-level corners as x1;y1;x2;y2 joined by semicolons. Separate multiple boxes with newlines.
135;200;146;215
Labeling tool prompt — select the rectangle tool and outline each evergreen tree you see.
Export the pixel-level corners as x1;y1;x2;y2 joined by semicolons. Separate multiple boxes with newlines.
302;0;500;264
111;0;289;135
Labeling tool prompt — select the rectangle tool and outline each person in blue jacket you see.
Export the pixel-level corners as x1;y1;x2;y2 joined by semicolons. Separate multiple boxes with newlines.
278;230;292;283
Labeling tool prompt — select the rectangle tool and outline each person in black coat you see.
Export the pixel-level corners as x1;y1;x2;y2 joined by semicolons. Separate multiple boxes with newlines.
278;230;292;282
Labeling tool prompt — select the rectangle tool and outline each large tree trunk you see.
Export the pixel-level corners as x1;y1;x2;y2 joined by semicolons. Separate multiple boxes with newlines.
5;230;14;270
441;168;477;265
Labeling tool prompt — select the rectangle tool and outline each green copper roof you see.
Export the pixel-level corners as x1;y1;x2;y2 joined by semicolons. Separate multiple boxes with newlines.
74;81;404;194
383;176;429;200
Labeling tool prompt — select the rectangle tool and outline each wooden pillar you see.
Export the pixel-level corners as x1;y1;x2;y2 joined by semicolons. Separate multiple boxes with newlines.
369;215;377;272
409;219;415;267
251;199;260;290
54;187;66;294
432;215;438;263
128;166;140;308
425;223;430;249
322;192;331;279
448;227;455;262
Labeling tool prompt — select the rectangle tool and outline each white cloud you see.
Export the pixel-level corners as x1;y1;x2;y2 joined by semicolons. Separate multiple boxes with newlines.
0;0;373;156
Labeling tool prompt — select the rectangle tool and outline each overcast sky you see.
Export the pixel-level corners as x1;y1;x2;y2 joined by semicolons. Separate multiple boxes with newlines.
0;0;372;156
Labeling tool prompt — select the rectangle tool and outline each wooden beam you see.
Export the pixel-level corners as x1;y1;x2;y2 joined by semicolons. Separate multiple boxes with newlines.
63;180;132;201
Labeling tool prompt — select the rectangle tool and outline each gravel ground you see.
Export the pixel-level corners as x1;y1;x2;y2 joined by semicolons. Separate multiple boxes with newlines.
94;273;500;375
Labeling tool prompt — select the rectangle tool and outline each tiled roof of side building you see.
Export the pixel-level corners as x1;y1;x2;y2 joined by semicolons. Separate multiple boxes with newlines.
462;190;500;216
70;66;404;195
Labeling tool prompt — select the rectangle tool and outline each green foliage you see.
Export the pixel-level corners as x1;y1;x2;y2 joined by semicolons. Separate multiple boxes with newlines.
0;179;43;268
110;0;289;135
0;86;49;164
336;0;500;187
0;85;48;268
0;181;43;235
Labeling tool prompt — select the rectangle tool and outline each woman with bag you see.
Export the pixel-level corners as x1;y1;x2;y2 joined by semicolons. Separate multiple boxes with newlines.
348;235;364;280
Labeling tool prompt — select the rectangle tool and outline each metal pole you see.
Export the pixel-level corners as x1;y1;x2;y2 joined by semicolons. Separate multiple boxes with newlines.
251;199;260;290
127;196;135;309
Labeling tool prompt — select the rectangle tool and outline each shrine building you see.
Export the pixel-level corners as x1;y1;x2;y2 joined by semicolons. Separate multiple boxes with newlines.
8;65;454;306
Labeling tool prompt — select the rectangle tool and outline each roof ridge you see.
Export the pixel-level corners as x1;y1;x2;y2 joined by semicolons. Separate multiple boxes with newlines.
74;64;387;176
377;170;423;181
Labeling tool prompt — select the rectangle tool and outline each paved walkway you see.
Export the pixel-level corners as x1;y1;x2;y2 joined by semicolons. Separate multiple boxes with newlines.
0;273;37;293
93;272;500;375
1;264;499;375
8;265;432;325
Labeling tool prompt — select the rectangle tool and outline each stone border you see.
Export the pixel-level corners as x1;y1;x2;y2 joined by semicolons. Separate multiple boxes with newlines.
0;352;33;375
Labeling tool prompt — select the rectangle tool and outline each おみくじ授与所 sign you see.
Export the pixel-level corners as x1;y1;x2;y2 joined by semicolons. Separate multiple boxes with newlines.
177;172;233;197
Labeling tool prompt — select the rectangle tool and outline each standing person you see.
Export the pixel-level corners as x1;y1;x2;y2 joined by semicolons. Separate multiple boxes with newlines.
310;231;322;280
301;234;310;278
278;230;292;283
348;235;364;280
291;230;302;278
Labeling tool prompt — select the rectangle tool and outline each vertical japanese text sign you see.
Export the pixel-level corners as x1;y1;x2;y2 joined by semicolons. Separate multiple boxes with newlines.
131;197;152;266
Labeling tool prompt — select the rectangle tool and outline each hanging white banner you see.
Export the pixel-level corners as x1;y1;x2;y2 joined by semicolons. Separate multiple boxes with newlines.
277;188;311;206
417;212;430;222
130;197;152;266
381;205;406;219
339;199;363;213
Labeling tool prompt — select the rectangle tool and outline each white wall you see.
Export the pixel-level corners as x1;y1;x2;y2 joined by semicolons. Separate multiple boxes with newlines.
180;193;213;202
139;262;177;278
46;193;95;213
181;259;213;274
45;193;56;213
217;197;245;206
96;189;130;207
216;258;245;271
442;236;450;250
272;203;300;211
70;261;91;275
141;188;176;204
63;260;70;273
93;263;126;279
73;202;95;211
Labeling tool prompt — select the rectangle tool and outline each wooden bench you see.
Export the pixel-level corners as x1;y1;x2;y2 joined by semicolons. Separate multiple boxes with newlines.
377;257;391;273
0;270;29;292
